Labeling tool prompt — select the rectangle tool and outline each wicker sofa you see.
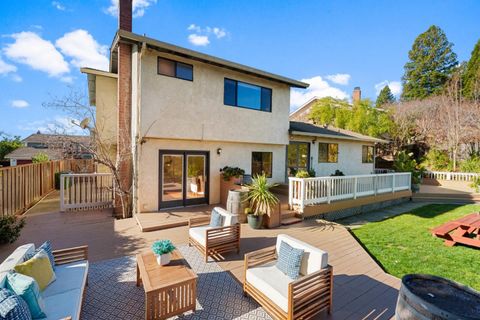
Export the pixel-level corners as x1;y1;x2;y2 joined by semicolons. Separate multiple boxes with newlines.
188;207;241;262
0;243;89;320
244;234;333;320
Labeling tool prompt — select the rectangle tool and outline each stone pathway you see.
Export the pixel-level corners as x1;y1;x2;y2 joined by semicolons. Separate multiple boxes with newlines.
337;201;429;229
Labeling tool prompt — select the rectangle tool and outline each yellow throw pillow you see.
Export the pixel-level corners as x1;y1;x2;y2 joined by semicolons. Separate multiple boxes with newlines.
14;249;56;291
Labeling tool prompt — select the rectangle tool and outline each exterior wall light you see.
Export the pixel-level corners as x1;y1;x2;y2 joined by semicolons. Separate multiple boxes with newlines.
217;148;222;155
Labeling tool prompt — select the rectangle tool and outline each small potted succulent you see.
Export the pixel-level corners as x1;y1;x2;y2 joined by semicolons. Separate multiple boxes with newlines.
151;240;176;266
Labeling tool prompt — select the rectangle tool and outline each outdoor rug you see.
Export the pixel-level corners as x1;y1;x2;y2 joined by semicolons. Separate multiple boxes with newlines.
81;245;272;320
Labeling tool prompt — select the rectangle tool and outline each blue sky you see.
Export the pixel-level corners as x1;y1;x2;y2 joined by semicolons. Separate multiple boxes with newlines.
1;0;479;138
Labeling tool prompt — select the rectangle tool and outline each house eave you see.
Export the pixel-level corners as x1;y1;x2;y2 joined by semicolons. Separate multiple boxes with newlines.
111;30;309;89
289;131;388;144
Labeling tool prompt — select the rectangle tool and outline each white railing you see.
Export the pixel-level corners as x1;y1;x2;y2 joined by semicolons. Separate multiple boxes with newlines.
373;168;395;174
423;171;479;182
288;173;411;212
60;173;114;212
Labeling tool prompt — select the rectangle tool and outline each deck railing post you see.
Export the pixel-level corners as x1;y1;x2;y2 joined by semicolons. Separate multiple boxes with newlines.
327;179;331;204
60;174;65;212
353;177;357;199
288;178;293;209
392;174;396;193
300;179;306;211
373;175;377;196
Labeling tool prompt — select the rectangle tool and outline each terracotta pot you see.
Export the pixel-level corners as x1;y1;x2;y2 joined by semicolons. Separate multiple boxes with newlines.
220;174;242;206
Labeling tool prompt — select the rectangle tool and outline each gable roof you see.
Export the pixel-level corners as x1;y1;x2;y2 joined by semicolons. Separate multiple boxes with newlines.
23;133;91;145
5;147;63;160
110;30;309;89
289;121;388;143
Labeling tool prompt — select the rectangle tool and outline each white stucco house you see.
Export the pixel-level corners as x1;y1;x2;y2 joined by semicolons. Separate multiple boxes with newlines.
81;0;387;214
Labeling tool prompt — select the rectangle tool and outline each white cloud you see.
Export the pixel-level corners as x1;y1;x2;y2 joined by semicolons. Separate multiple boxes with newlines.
60;76;74;83
18;116;86;135
11;100;29;108
187;24;228;46
51;1;66;11
290;75;349;111
105;0;157;18
4;31;69;77
188;34;210;46
374;80;402;96
56;29;109;70
0;56;17;74
325;73;350;85
11;74;22;82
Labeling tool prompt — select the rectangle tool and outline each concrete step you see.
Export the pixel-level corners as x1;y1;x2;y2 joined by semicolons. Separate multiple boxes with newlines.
281;217;303;226
281;211;296;220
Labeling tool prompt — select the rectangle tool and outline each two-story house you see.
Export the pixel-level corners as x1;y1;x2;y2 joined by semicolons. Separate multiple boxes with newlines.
82;0;308;213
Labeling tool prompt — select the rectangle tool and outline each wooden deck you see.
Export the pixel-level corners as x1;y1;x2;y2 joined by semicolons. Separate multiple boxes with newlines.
0;203;401;319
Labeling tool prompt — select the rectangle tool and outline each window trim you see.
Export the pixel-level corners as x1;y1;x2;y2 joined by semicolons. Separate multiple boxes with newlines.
318;143;338;163
224;78;272;112
157;57;194;81
362;145;375;163
251;151;273;178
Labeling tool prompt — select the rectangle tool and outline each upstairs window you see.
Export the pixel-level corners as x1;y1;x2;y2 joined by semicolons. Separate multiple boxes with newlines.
157;57;193;81
318;143;338;163
362;145;375;163
224;78;272;112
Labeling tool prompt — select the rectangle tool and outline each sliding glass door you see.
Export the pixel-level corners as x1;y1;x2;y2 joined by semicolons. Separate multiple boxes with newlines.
287;142;310;176
159;150;209;209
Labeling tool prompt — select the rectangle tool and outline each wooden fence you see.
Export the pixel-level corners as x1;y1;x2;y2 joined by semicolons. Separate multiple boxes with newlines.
0;159;95;217
60;173;114;212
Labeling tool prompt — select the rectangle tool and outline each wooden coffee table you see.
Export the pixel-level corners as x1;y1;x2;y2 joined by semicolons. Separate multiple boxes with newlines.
136;249;197;320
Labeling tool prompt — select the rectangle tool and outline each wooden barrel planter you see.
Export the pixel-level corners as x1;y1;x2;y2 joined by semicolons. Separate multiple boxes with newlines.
226;189;249;223
396;274;480;320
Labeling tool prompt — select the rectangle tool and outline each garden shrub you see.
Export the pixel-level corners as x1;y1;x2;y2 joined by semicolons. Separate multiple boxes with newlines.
423;149;452;171
0;216;25;244
295;170;310;178
460;156;480;173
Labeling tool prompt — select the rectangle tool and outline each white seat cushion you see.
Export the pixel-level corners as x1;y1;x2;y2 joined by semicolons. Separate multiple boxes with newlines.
189;226;213;247
276;234;328;276
246;262;293;312
42;261;88;298
43;289;82;320
0;244;35;288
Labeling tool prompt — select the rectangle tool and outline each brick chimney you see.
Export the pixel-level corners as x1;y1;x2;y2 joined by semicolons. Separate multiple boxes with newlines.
115;0;133;217
352;87;361;104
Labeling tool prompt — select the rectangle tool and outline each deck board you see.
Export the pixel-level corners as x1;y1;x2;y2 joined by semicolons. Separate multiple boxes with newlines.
0;201;400;319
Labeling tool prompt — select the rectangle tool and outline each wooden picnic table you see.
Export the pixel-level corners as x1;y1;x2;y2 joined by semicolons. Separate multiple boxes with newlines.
432;213;480;248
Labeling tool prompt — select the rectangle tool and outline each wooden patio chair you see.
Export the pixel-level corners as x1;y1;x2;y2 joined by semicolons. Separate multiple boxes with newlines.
188;207;241;262
243;234;333;320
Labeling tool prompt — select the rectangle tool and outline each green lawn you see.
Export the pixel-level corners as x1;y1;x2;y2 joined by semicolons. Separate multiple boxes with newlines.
352;204;480;290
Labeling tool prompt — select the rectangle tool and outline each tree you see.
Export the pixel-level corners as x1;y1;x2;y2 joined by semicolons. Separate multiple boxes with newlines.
401;25;458;100
308;97;351;126
463;39;480;101
0;133;22;160
376;85;395;107
31;152;49;163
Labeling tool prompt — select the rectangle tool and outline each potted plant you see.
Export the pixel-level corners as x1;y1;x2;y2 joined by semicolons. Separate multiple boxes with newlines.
219;166;245;205
245;173;279;229
151;240;176;266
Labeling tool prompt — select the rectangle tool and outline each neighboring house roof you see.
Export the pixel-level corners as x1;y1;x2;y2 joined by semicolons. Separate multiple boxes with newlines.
5;147;63;160
289;96;320;120
110;30;309;89
23;133;91;146
289;121;388;143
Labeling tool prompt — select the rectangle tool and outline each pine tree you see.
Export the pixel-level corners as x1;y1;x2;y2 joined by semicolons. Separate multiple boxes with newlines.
401;25;458;100
462;39;480;100
376;85;396;107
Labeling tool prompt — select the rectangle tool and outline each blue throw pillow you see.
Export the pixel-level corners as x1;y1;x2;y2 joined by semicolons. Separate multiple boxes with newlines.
0;288;32;320
209;209;224;227
25;241;55;270
6;273;45;319
276;241;304;279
